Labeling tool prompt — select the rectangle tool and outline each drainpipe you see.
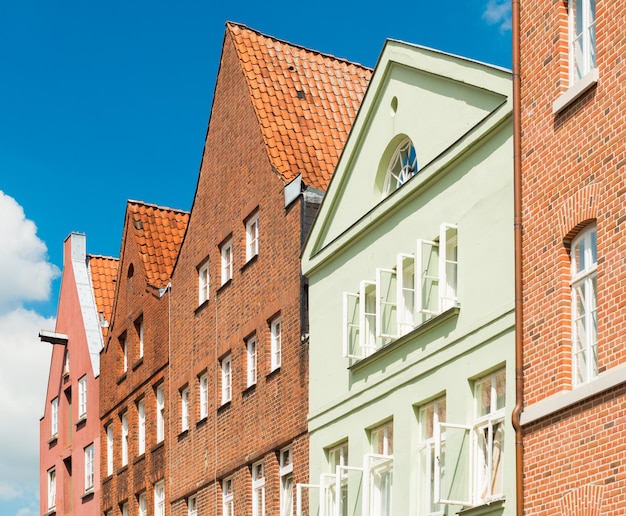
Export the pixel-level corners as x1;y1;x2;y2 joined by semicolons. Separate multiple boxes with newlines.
511;0;524;515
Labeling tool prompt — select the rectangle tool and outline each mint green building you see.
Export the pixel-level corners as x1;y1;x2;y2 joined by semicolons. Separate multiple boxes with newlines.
301;40;514;516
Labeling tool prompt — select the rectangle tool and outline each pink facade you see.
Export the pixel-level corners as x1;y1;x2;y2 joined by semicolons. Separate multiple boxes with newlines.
39;233;117;516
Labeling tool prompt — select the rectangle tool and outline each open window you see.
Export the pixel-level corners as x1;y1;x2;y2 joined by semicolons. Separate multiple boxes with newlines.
396;253;416;336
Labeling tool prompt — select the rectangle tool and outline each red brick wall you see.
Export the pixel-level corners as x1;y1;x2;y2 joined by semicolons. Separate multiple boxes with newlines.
521;0;626;512
99;216;171;514
167;33;310;514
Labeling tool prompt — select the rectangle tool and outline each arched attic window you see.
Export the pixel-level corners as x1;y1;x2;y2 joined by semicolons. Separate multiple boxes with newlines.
383;137;418;197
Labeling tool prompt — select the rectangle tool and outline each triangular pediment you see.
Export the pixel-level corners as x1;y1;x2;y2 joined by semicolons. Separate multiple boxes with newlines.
303;40;511;275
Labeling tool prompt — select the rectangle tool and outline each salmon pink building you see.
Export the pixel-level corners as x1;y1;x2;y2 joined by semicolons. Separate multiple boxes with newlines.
39;232;118;516
517;0;626;513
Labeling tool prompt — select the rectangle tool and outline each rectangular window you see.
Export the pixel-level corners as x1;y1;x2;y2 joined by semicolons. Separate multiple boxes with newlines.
270;317;282;371
252;462;265;516
418;397;446;515
84;443;94;491
247;335;257;387
221;354;232;404
188;494;198;516
137;399;146;455
136;317;144;359
397;253;416;336
181;387;189;432
199;260;210;304
280;447;294;516
569;0;597;85
435;370;505;508
327;442;349;516
367;421;393;516
154;480;165;516
106;423;113;475
121;502;129;516
121;335;128;373
138;491;147;516
48;467;56;509
121;412;129;466
246;212;259;261
571;225;598;385
199;373;208;420
63;349;70;375
221;239;233;285
51;397;59;437
78;375;87;419
156;384;165;443
223;477;234;516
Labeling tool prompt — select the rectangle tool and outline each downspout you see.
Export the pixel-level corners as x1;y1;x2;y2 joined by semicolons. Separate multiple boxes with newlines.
511;0;524;515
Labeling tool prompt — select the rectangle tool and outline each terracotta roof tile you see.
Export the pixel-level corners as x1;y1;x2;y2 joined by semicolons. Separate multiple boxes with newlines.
127;200;190;290
88;255;119;333
227;22;372;191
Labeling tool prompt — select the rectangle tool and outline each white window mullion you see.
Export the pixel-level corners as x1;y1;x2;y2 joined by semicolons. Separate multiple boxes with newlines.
396;253;415;336
438;224;458;312
416;239;439;319
375;267;397;339
359;281;377;357
343;291;362;359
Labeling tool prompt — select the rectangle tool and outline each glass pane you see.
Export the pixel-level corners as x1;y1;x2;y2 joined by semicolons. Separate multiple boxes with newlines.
495;371;506;411
476;377;491;418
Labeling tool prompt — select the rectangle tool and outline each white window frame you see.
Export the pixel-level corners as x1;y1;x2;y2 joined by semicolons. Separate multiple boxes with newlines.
418;397;446;516
78;375;87;419
383;137;418;196
106;423;114;476
360;280;377;357
181;387;189;432
247;335;257;387
84;443;94;492
199;373;209;419
138;398;146;455
199;260;210;304
376;267;397;340
328;442;349;516
223;477;234;516
252;461;266;516
439;224;458;312
221;239;233;285
156;384;165;443
121;502;129;516
221;354;232;404
63;349;70;375
138;491;147;516
434;371;505;508
396;253;416;336
246;212;259;261
47;467;56;510
188;494;198;516
121;335;128;373
280;447;294;516
571;225;598;385
366;421;393;516
270;317;282;371
154;480;165;516
51;397;59;438
121;412;129;466
569;0;597;86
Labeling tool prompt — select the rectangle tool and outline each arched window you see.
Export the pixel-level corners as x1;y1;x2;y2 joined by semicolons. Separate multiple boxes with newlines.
571;224;597;385
383;138;418;196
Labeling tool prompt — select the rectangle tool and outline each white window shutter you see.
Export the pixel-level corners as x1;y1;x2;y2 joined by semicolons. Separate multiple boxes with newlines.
359;281;377;357
296;483;320;516
342;291;361;359
416;239;440;319
375;267;397;339
396;253;415;336
439;224;458;311
435;421;473;507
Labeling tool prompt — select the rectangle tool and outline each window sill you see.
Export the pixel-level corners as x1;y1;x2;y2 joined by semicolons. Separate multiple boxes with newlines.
151;440;165;453
521;362;626;426
241;254;258;271
118;465;128;474
80;489;95;501
195;299;209;314
217;279;232;294
178;429;189;441
552;68;598;114
132;357;143;371
133;453;145;465
242;383;256;397
44;508;56;516
197;417;207;429
47;435;58;445
116;372;127;385
217;401;231;414
76;416;87;429
349;307;460;372
458;498;505;515
266;367;281;380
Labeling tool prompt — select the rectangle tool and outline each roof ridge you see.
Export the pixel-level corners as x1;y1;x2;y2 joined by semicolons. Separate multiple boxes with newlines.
87;254;119;261
127;199;190;215
225;21;372;72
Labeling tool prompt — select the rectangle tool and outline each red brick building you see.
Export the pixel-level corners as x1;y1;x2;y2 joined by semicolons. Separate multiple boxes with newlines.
518;0;626;513
99;201;188;516
166;22;370;516
39;232;118;516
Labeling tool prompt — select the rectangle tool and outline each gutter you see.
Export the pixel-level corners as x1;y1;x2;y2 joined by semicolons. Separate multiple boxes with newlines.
510;0;524;514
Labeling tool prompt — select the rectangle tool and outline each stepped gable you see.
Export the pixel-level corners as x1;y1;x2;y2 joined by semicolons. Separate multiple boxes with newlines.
127;200;190;289
88;254;118;331
227;22;372;191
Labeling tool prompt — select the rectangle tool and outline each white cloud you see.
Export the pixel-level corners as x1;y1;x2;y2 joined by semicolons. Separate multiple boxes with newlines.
0;192;56;507
0;191;59;311
482;0;512;32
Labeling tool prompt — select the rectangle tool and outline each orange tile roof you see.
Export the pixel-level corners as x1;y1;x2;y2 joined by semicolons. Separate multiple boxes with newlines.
127;200;190;289
88;254;119;331
227;22;372;191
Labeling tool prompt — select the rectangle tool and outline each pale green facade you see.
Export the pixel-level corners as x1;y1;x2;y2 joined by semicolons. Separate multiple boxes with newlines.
302;40;514;516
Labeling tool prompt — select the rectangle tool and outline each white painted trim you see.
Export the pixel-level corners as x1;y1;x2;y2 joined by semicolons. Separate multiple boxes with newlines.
552;68;599;114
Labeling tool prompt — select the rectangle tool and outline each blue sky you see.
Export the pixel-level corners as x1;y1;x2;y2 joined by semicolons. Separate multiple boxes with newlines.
0;1;511;514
